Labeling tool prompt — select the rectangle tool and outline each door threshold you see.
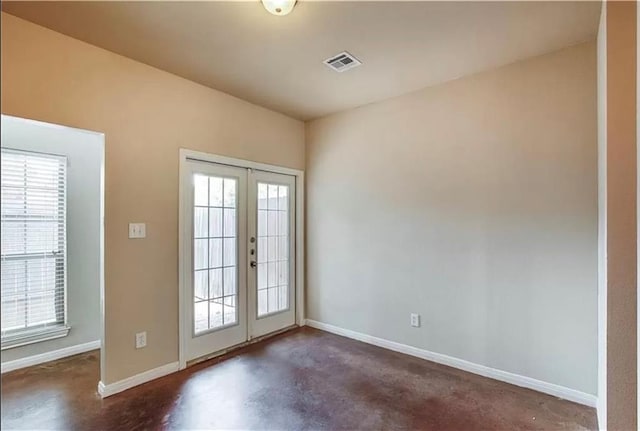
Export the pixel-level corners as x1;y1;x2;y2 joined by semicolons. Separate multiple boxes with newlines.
186;324;299;368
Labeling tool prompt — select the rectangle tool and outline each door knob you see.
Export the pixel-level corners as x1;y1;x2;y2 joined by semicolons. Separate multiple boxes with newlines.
250;261;257;268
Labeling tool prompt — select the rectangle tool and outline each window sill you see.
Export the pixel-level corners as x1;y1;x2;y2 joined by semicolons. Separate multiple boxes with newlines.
1;325;71;350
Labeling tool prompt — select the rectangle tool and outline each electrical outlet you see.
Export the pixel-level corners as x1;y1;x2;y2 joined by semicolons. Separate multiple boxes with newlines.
410;313;420;328
135;331;147;349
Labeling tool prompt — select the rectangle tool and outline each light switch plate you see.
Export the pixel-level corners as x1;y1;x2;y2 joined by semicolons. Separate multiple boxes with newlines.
128;223;146;239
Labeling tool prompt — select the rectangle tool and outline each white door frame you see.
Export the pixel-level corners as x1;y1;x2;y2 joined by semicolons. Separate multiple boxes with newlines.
178;148;305;370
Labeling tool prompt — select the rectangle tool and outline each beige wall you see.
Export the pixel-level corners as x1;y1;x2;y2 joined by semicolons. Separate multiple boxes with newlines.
604;1;637;429
0;12;305;383
306;42;598;394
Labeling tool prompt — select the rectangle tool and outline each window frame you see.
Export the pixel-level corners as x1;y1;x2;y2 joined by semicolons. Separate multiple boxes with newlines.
1;148;70;350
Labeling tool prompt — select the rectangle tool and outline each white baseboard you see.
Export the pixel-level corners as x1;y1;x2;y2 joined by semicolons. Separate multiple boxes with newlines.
1;340;100;374
306;319;597;408
98;361;180;398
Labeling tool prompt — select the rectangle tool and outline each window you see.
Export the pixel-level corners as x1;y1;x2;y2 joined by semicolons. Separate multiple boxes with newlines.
1;148;69;349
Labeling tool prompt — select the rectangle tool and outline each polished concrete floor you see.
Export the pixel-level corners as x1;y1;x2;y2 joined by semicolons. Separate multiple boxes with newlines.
2;327;596;430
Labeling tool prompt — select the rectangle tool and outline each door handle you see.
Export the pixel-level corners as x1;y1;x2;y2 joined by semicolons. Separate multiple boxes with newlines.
250;261;257;268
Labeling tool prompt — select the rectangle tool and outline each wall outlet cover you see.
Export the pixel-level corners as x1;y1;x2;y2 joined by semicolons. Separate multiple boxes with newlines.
410;313;420;328
135;331;147;349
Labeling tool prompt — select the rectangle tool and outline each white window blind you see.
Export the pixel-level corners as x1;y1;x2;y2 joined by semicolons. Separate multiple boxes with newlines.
1;148;68;348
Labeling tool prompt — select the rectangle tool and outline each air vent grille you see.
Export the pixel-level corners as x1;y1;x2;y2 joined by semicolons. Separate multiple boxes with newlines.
323;51;362;73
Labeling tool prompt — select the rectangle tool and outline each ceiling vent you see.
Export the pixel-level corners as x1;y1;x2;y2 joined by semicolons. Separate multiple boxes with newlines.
323;51;362;73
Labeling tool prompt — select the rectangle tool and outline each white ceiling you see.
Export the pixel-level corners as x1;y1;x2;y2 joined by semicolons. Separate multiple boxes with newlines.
2;1;601;120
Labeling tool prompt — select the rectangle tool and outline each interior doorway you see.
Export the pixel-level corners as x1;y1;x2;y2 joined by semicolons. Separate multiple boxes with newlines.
0;115;105;387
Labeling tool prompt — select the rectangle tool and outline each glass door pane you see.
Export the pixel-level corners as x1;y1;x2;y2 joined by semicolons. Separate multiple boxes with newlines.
193;174;238;334
256;183;289;316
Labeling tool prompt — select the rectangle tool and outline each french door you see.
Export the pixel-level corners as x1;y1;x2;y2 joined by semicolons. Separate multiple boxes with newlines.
247;170;296;338
182;159;296;363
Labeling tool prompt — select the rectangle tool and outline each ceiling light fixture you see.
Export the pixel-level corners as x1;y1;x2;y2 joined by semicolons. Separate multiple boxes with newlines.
261;0;296;16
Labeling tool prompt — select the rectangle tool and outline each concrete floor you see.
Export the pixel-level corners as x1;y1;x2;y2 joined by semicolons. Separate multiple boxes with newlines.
1;327;596;430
